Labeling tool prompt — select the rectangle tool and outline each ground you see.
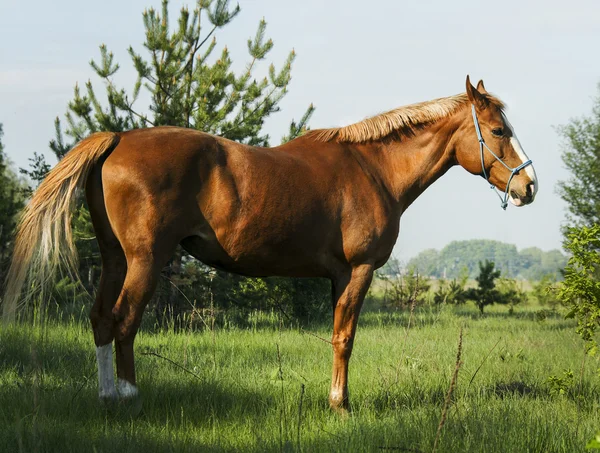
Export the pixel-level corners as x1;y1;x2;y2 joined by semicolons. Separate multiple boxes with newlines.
0;303;598;452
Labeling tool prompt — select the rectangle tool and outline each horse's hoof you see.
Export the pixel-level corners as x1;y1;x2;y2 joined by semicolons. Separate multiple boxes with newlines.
117;378;139;399
329;395;351;416
99;389;118;402
331;405;351;417
114;379;143;416
119;393;143;417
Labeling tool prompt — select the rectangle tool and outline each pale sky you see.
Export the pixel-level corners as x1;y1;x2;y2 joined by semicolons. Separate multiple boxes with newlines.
1;0;599;262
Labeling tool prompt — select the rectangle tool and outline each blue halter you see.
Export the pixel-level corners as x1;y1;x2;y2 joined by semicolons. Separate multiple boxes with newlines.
471;105;533;210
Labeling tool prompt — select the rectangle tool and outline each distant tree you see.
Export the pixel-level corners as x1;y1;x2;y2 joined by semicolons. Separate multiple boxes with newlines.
556;86;600;231
464;261;526;314
377;256;403;277
434;268;468;305
407;248;439;277
0;124;26;285
465;260;502;314
408;240;567;280
379;262;430;309
530;274;560;308
495;278;527;313
519;248;567;281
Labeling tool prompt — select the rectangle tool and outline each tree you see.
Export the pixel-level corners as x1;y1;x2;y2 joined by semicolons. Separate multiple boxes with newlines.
495;277;527;313
406;248;439;277
25;0;314;170
557;225;600;354
407;240;567;280
465;260;502;314
556;86;600;230
0;124;26;285
555;85;600;355
378;261;431;309
464;261;526;314
530;274;560;308
23;0;318;323
434;268;468;305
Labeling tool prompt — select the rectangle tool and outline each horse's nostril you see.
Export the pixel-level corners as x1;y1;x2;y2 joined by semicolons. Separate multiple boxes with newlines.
527;183;535;196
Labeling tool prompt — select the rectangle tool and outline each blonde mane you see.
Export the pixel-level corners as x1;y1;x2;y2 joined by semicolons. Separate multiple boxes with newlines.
307;93;505;143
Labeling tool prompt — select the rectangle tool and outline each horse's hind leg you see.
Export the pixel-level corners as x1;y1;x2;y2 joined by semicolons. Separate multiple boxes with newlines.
90;244;165;400
110;231;179;397
110;255;165;397
87;168;127;400
90;244;126;400
94;153;182;398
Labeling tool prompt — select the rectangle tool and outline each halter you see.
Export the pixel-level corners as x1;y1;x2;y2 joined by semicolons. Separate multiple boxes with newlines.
471;104;533;210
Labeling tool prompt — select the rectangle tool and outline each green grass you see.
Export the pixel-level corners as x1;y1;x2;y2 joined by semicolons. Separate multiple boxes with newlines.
1;303;599;452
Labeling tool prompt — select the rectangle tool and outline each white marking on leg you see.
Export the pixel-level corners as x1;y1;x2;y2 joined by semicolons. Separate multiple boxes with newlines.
330;388;343;403
96;344;117;400
117;378;139;399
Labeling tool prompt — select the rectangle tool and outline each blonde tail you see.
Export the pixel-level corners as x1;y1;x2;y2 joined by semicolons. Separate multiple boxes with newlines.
2;132;120;321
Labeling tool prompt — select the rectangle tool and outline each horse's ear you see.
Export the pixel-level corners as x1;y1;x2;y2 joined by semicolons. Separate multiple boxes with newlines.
466;75;487;110
476;79;488;94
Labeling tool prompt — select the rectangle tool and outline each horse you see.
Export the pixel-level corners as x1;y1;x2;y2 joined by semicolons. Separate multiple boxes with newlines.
2;76;537;411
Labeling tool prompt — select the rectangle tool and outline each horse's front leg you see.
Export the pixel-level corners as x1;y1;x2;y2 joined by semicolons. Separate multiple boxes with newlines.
329;263;374;412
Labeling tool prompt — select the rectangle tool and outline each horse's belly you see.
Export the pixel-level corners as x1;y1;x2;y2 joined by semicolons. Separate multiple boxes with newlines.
180;234;330;278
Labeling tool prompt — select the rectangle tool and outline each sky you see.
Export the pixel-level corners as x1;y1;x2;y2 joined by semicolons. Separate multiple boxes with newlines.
1;0;599;263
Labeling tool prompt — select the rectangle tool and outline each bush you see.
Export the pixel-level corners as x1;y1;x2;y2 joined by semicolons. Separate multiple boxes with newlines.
557;224;600;354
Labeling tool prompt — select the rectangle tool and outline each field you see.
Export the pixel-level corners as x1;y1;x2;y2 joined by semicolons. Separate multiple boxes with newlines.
1;302;599;453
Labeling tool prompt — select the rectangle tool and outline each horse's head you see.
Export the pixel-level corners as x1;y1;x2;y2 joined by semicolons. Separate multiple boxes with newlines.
454;76;538;208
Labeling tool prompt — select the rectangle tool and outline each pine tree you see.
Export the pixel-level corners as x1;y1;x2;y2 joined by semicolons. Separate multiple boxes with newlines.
465;260;501;314
48;0;314;157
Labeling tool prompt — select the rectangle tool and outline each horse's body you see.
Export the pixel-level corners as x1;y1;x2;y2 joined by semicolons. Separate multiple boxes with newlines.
3;77;537;411
105;127;402;276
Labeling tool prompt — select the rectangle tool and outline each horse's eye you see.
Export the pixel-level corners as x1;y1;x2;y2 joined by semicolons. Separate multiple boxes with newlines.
491;128;504;137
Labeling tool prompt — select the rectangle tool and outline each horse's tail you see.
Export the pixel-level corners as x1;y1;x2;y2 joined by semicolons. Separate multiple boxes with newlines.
2;132;120;322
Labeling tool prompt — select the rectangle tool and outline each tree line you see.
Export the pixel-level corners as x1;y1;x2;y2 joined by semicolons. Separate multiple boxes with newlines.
405;239;567;281
377;258;559;314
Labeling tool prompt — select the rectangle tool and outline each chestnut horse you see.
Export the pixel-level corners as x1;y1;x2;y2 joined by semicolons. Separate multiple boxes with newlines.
3;77;537;411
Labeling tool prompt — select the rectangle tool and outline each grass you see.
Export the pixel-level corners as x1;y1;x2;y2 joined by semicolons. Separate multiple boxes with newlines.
1;302;599;452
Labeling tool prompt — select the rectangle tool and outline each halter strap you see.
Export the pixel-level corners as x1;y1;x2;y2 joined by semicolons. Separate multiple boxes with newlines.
471;105;533;210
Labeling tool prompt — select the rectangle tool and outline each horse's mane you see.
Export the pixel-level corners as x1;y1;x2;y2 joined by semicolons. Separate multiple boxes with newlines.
306;93;505;143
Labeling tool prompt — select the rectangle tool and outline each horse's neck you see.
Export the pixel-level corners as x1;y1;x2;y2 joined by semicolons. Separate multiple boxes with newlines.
361;114;461;210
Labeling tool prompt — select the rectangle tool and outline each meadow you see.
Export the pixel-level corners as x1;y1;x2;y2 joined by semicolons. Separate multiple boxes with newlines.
1;301;598;453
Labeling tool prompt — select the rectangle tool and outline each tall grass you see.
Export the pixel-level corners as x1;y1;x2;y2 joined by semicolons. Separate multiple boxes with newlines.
0;303;598;452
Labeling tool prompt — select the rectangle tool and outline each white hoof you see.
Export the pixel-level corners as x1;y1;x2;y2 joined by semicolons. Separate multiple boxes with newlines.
117;378;139;399
99;388;118;401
